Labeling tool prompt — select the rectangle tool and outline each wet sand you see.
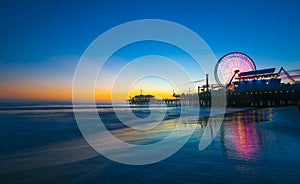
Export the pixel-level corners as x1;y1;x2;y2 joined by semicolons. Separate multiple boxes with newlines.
0;105;299;183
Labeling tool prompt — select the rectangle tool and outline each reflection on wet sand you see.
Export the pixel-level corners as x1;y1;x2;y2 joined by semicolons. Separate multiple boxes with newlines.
221;108;273;160
0;107;279;174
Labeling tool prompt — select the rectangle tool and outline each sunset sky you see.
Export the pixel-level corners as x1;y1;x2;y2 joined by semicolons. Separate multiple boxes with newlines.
1;0;300;101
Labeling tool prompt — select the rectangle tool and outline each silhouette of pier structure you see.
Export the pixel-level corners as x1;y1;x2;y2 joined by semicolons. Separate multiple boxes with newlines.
128;53;300;108
198;67;300;107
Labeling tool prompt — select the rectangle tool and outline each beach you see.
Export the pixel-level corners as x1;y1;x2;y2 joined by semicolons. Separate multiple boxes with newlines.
0;102;300;183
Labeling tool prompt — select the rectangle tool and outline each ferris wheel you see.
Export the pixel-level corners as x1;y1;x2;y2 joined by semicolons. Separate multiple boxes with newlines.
214;52;256;86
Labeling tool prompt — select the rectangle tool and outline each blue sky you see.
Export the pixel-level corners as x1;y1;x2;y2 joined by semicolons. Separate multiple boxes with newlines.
0;0;300;99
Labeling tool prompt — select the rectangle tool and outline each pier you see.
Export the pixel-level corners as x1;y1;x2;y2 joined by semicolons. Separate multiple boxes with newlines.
128;53;300;108
198;89;300;107
198;64;300;107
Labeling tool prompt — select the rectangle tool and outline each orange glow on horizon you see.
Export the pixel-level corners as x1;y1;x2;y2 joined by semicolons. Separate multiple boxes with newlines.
0;80;175;101
0;80;73;101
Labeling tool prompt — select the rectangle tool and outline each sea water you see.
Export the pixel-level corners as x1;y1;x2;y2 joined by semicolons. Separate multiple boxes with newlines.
0;101;299;183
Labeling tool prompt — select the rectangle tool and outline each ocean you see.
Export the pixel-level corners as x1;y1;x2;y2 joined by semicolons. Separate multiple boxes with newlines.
0;101;300;183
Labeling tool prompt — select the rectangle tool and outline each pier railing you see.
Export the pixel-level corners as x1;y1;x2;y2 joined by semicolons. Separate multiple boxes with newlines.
198;89;300;107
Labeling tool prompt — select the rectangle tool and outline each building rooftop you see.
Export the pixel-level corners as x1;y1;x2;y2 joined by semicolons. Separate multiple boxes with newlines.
239;68;276;77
